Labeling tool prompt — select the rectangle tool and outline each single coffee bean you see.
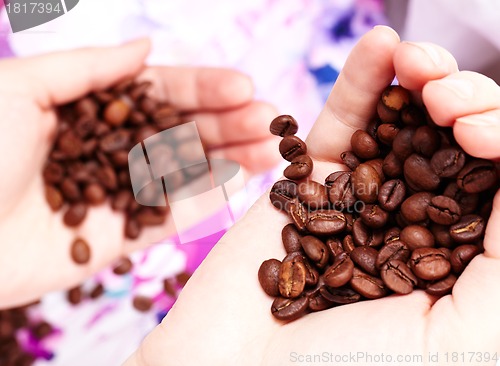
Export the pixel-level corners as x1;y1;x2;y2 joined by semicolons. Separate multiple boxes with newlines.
443;182;479;215
410;248;451;281
431;147;466;178
75;97;98;118
99;130;131;153
124;218;141;239
270;115;299;137
326;237;344;258
83;183;107;204
400;225;435;250
323;252;354;288
378;179;406;211
258;259;282;297
300;236;329;269
427;195;461;225
297;180;329;210
288;198;308;232
377;99;399;124
269;180;298;212
384;227;401;244
381;260;417;294
279;135;307;162
70;238;91;264
45;185;64;211
320;286;361;304
392;127;416;161
340;151;361;171
307;288;333;312
284;155;313;180
129;80;152;101
425;274;457;296
57;130;83;159
132;296;153;312
134;125;159;144
382;151;403;178
136;208;166;226
366;119;379;140
404;154;440;192
82;138;98;156
325;171;356;209
382;85;410;112
412;125;440;157
63;203;88;227
400;192;434;223
352;220;384;247
359;204;389;229
401;104;425;126
376;240;410;269
365;158;385;182
42;162;65;184
306;209;346;236
351;130;380;159
342;234;356;254
67;286;83;305
350;267;386;299
112;257;133;275
449;214;485;244
111;190;133;211
345;213;354;233
94;121;111;136
103;99;131;127
430;224;454;248
278;258;306;298
351;163;381;203
282;224;303;254
457;159;497;193
450;244;481;274
284;252;319;287
377;123;399;146
89;283;105;299
110;150;129;167
350;246;379;276
74;117;96;138
271;296;308;321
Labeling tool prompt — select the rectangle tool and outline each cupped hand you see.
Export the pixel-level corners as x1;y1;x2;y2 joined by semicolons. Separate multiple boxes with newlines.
0;39;280;308
124;27;500;366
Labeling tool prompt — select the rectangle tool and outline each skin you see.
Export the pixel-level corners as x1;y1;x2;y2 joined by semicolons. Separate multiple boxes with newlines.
123;27;500;366
0;39;281;308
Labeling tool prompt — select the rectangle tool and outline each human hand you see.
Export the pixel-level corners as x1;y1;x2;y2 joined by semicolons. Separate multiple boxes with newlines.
0;39;280;308
124;27;500;366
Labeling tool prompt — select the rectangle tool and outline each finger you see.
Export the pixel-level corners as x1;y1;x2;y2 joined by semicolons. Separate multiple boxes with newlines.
185;101;277;149
394;42;459;91
306;26;399;161
454;110;500;159
139;67;254;111
0;39;151;107
423;71;500;127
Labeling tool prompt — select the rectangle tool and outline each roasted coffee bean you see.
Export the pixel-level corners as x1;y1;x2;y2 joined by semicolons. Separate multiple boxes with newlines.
89;283;105;299
82;138;98;156
57;130;83;159
176;271;192;286
67;286;83;305
449;215;485;244
258;259;282;297
284;252;319;287
340;151;361;171
400;225;435;250
325;171;356;209
430;224;454;248
289;198;308;232
32;321;53;340
306;209;346;236
326;237;344;258
320;287;361;304
450;244;481;274
99;130;131;153
365;158;385;182
297;181;329;210
351;130;379;159
278;258;306;298
404;154;440;191
271;296;308;321
376;241;410;269
45;185;64;211
378;179;406;211
323;252;354;288
111;190;133;211
392;127;416;161
345;213;354;233
382;85;410;112
43;162;65;184
110;150;129;167
427;195;461;225
284;155;313;180
359;204;388;229
134;125;159;144
75;97;98;118
351;163;381;203
342;234;356;254
350;246;378;276
412;125;440;157
443;182;479;215
83;183;107;204
352;220;384;247
70;238;91;264
270;115;299;137
350;267;386;299
425;274;457;296
63;203;88;227
366;119;379;140
384;227;401;244
269;180;298;212
410;248;451;281
282;224;303;253
279;135;307;162
400;192;434;223
60;178;82;202
377;123;399;145
431;147;466;178
381;260;417;294
307;288;333;312
382;151;403;178
74;117;96;138
457;159;497;193
124;218;141;239
132;296;153;312
300;236;329;269
112;257;133;275
129;81;152;101
377;99;399;124
136;208;166;226
401;104;425;126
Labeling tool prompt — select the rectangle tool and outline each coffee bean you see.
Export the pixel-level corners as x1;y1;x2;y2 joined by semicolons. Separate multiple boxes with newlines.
425;274;457;296
427;195;461;225
376;240;410;269
136;208;166;226
412;125;440;157
129;81;152;101
365;158;385;182
306;209;346;236
325;171;356;209
326;237;344;258
320;287;361;304
284;155;313;180
345;213;354;233
284;252;319;287
282;224;303;253
449;214;485;244
112;257;133;275
83;183;107;204
288;198;308;232
450;244;481;274
57;130;83;159
124;218;141;239
378;179;406;211
63;203;88;227
297;181;329;210
352;220;384;247
382;85;410;112
410;248;450;281
351;163;381;203
404;154;440;191
383;227;401;244
42;162;65;184
350;246;378;276
359;204;389;229
401;104;425;126
443;182;479;215
89;283;105;299
99;130;131;153
392;127;416;161
300;236;329;269
270;115;299;137
366;120;379;140
279;135;307;162
457;159;497;193
377;123;399;145
67;286;83;305
75;97;98;119
271;296;308;321
400;192;434;223
350;267;387;299
342;234;356;254
270;180;298;212
258;259;282;297
340;151;361;171
32;321;53;340
381;260;417;294
45;185;64;211
431;147;466;178
382;151;403;178
430;224;454;248
70;238;91;264
351;130;379;159
400;225;435;250
74;117;96;138
111;190;133;211
132;295;153;312
278;258;307;298
324;252;354;288
307;288;333;312
377;99;399;124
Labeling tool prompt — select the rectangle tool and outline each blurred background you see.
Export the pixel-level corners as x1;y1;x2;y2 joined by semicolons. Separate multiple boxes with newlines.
0;0;499;364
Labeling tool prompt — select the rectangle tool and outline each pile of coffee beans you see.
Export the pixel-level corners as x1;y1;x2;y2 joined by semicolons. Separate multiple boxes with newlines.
261;85;498;321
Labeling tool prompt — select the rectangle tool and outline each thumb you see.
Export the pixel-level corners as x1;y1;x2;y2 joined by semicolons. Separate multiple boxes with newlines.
2;38;150;107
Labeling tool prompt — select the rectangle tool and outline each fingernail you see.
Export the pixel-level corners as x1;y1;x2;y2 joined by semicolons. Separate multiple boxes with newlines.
457;114;498;126
404;42;442;66
434;78;475;99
